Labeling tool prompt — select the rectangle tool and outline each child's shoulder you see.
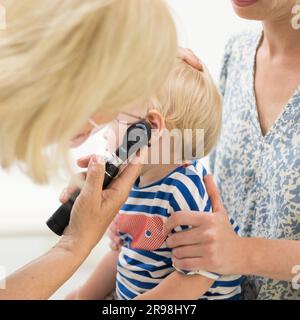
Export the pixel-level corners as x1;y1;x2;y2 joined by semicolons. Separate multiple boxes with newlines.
164;160;210;212
166;160;207;187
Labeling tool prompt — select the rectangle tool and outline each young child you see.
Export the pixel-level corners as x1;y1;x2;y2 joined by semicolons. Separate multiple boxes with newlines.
66;59;242;300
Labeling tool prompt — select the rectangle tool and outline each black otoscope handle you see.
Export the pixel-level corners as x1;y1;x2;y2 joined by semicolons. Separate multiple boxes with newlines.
46;189;80;236
46;167;117;236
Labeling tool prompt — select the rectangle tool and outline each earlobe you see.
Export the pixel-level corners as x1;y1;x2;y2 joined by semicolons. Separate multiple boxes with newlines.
146;109;165;144
147;109;165;131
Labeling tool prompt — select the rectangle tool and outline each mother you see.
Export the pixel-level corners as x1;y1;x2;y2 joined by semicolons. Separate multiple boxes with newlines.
166;0;300;299
0;0;186;299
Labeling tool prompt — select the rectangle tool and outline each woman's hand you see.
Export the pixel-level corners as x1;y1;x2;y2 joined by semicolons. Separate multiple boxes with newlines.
107;218;122;251
58;154;142;255
177;48;203;71
1;151;144;300
164;175;248;276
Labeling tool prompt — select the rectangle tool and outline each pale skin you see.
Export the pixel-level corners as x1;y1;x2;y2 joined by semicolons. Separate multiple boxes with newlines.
65;251;119;300
110;0;300;284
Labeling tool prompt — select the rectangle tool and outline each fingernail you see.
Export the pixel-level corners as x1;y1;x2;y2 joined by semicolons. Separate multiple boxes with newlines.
60;190;67;201
90;155;103;166
91;155;98;164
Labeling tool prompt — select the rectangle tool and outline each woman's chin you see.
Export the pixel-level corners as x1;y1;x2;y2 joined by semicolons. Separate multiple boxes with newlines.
232;8;267;21
231;0;267;20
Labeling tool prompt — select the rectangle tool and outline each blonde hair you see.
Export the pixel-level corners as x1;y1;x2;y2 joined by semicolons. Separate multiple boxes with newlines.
0;0;177;183
146;60;222;158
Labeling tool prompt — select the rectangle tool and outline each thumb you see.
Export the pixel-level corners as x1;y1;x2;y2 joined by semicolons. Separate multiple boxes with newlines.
203;174;224;212
80;155;105;200
107;161;142;204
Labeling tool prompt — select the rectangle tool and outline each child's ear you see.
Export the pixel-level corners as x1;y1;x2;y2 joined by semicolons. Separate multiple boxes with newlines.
147;109;165;130
146;109;165;142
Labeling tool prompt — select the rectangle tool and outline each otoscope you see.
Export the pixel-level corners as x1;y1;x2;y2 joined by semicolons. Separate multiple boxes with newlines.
46;120;152;236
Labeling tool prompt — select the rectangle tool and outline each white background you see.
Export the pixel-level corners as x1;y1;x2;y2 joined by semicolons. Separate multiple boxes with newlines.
0;0;259;299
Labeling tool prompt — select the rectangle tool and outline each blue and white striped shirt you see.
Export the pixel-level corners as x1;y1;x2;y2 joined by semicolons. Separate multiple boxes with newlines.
115;160;242;300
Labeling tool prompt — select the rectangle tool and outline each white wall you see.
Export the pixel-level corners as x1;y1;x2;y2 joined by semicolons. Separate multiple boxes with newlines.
0;0;259;298
0;131;107;234
167;0;259;79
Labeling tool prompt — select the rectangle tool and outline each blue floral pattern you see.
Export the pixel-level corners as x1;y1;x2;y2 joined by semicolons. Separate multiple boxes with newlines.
210;29;300;300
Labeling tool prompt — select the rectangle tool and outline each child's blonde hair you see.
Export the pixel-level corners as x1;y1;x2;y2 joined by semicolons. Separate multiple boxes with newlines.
0;0;177;183
147;60;222;159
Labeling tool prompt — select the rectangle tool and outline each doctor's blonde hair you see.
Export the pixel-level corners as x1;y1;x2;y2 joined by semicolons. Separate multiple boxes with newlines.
0;0;177;183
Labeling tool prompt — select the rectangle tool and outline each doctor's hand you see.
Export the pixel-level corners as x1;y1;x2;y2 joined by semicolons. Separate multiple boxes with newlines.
58;154;142;254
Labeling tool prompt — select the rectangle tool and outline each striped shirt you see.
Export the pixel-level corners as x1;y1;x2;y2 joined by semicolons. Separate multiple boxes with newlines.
115;160;242;300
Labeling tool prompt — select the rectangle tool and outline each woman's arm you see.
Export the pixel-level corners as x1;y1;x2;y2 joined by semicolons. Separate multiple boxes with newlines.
66;250;119;300
2;237;89;300
135;271;214;300
237;237;300;282
0;155;142;300
164;175;300;283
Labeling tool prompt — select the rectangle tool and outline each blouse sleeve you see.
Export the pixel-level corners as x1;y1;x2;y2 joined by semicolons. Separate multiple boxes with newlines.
209;35;236;175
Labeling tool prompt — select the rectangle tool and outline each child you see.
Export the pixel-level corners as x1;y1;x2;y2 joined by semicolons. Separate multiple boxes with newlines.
66;59;242;300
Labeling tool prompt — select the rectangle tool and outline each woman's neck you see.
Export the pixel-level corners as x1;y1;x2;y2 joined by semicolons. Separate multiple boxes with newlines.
138;163;182;188
262;14;300;56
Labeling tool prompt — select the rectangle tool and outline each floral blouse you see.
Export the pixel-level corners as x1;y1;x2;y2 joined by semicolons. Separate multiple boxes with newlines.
210;29;300;300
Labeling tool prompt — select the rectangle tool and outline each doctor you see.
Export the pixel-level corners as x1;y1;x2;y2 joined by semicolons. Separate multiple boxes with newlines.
0;0;201;299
